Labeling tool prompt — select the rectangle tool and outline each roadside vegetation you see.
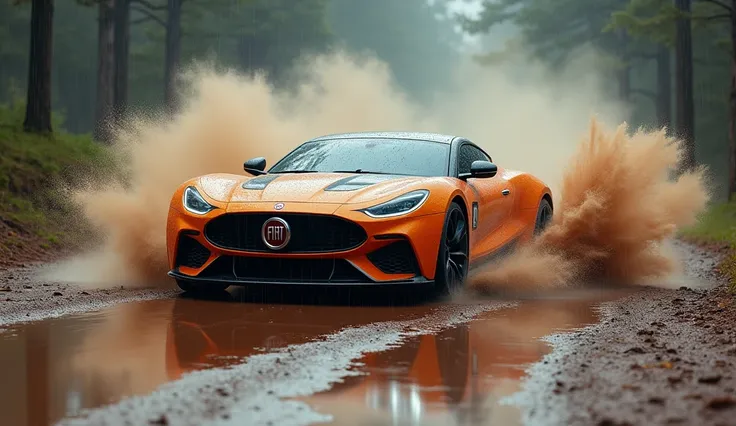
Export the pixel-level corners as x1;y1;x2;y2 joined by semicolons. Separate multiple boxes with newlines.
0;101;110;265
681;202;736;291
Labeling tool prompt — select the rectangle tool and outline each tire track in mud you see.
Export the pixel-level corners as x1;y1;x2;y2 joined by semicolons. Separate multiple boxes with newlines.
55;301;514;426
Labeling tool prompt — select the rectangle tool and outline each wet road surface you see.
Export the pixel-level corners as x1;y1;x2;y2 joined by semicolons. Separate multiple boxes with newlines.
0;285;632;426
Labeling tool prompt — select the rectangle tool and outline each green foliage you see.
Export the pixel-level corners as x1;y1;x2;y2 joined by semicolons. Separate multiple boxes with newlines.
605;0;729;46
681;202;736;291
605;0;678;46
0;0;336;130
462;0;630;64
0;0;31;104
606;0;732;197
682;202;736;245
465;0;733;199
0;101;111;250
125;0;334;109
0;0;101;132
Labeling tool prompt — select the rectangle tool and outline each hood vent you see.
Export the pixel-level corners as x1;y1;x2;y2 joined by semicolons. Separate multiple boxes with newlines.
242;174;280;190
324;174;400;192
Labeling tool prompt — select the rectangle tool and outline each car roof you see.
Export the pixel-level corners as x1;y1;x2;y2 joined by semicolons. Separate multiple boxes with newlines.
306;131;459;144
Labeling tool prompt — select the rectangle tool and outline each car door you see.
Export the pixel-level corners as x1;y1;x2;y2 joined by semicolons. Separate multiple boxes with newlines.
457;143;516;259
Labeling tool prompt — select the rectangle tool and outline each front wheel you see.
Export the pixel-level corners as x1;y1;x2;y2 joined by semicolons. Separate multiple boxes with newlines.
534;197;553;235
434;202;470;296
176;279;229;293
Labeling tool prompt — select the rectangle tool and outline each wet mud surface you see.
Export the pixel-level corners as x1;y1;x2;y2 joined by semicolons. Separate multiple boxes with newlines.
0;264;176;326
0;240;732;426
517;240;736;426
297;292;628;426
0;284;626;426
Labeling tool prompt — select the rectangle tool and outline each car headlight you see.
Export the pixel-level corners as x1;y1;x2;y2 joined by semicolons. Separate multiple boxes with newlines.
182;186;215;215
362;190;429;218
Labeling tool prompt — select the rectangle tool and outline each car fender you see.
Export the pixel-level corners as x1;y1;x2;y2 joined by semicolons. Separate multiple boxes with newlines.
507;173;553;211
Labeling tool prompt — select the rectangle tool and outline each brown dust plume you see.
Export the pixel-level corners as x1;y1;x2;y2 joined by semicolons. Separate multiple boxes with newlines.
468;120;710;294
41;49;707;290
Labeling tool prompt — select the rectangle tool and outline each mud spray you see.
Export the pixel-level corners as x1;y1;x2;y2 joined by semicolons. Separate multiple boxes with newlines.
44;48;710;292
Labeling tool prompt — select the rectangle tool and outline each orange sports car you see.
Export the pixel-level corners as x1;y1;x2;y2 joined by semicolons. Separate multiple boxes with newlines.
166;132;553;294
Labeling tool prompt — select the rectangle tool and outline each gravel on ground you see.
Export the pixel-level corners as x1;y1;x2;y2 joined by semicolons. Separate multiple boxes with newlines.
0;264;176;327
513;240;736;426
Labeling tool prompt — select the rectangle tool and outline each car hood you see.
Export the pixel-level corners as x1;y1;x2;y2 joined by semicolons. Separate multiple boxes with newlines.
197;172;435;205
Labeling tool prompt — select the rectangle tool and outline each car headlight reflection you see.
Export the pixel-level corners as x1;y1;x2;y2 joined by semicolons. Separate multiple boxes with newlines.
363;190;429;218
182;186;215;215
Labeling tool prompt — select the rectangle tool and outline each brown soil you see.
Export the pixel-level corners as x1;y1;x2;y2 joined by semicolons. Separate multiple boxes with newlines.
520;240;736;426
0;221;63;269
0;264;176;326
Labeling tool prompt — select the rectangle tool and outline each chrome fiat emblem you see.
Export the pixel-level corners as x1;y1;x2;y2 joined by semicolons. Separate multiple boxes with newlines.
262;217;290;250
274;202;284;210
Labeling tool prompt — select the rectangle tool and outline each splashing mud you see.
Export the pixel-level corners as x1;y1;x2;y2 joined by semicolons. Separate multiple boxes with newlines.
468;121;710;294
41;48;707;290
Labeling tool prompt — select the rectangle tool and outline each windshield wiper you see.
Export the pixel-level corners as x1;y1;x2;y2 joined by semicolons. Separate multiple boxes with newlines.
270;170;319;174
331;169;394;175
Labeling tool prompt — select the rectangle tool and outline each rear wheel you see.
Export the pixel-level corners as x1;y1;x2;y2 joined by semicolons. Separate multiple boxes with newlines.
534;197;553;235
434;202;469;296
175;279;229;293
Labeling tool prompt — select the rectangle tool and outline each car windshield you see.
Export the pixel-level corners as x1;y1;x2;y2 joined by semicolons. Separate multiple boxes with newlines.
268;138;450;177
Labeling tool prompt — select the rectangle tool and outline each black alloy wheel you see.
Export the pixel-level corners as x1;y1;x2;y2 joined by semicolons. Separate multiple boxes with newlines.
434;202;470;296
534;198;553;235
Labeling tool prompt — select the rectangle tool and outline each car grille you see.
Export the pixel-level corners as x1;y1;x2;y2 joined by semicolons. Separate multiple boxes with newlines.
175;235;211;269
197;255;367;283
367;240;420;275
204;213;367;253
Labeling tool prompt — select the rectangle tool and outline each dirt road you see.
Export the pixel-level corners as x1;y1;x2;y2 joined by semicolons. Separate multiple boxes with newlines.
0;264;176;326
0;240;733;426
517;241;736;426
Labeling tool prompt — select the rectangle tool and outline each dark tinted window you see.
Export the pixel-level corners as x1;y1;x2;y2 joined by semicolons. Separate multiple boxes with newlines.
269;138;450;177
458;144;491;174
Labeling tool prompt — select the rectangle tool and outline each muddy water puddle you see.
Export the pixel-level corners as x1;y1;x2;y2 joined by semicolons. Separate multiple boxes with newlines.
0;287;630;425
299;292;629;425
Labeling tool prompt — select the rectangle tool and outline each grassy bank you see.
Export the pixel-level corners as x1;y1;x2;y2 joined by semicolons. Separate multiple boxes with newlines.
680;202;736;291
0;102;110;266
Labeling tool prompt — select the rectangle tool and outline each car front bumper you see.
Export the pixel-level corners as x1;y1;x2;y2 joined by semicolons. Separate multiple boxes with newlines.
166;202;446;286
167;267;435;287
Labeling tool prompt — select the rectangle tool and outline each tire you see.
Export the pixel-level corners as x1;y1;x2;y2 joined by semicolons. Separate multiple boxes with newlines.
175;279;229;293
433;202;470;296
534;197;553;235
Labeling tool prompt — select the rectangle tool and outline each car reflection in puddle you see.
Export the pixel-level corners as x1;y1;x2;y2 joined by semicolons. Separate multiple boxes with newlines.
0;285;630;426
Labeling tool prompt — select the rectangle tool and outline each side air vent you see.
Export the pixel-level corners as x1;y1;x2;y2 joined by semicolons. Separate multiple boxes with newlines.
175;235;211;269
367;240;420;275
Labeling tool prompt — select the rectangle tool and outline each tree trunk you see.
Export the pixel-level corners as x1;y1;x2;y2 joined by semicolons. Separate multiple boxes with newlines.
23;0;54;134
164;0;182;112
674;0;696;172
656;45;672;132
113;0;130;119
94;0;115;143
237;34;270;75
618;64;631;102
617;30;631;102
729;1;736;200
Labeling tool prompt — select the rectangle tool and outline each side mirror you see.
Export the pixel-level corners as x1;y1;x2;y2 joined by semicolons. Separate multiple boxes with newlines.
460;160;497;180
244;157;267;176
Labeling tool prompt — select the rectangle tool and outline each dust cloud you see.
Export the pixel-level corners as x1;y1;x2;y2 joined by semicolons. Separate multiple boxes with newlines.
468;121;710;294
43;47;708;291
